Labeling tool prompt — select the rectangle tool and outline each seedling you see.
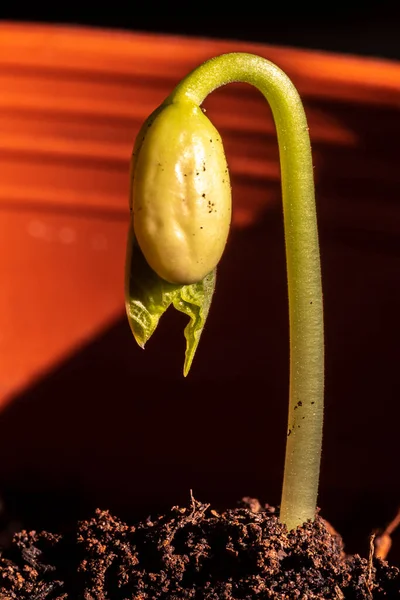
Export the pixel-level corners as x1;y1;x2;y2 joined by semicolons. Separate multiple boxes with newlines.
125;53;324;532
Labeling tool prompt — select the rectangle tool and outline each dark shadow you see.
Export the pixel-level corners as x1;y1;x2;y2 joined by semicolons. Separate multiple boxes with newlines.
0;203;289;532
310;96;400;562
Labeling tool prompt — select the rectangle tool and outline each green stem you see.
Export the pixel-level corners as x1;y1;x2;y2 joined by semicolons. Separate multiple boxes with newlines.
170;53;324;530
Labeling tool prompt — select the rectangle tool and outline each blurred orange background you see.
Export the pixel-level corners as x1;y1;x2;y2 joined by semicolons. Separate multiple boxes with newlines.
0;22;399;561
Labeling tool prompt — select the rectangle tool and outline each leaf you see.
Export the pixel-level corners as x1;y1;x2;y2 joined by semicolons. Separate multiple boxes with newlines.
172;270;216;376
125;223;216;376
124;224;179;348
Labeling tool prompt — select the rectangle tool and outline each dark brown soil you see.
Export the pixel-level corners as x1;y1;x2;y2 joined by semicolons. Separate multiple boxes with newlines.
0;497;399;599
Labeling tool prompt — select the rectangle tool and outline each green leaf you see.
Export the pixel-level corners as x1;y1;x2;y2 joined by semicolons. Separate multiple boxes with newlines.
173;269;216;376
125;224;216;376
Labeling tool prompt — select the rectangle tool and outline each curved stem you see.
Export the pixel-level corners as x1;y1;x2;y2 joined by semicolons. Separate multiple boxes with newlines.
170;53;324;530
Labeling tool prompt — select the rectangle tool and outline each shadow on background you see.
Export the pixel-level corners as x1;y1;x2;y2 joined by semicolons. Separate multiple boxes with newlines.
0;202;289;528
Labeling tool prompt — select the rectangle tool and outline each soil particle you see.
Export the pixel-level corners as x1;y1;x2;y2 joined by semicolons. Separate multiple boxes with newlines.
0;498;399;599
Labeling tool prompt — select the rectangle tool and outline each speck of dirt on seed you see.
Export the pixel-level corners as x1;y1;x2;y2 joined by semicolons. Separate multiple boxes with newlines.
207;200;216;213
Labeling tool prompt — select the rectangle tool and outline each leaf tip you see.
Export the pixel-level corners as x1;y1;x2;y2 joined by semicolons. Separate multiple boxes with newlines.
183;352;195;378
135;338;146;350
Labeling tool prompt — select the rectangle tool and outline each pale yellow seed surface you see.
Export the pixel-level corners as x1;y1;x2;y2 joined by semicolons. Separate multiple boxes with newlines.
132;102;232;284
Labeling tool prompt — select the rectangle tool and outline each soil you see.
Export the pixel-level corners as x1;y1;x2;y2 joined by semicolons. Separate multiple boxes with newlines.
0;497;399;600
